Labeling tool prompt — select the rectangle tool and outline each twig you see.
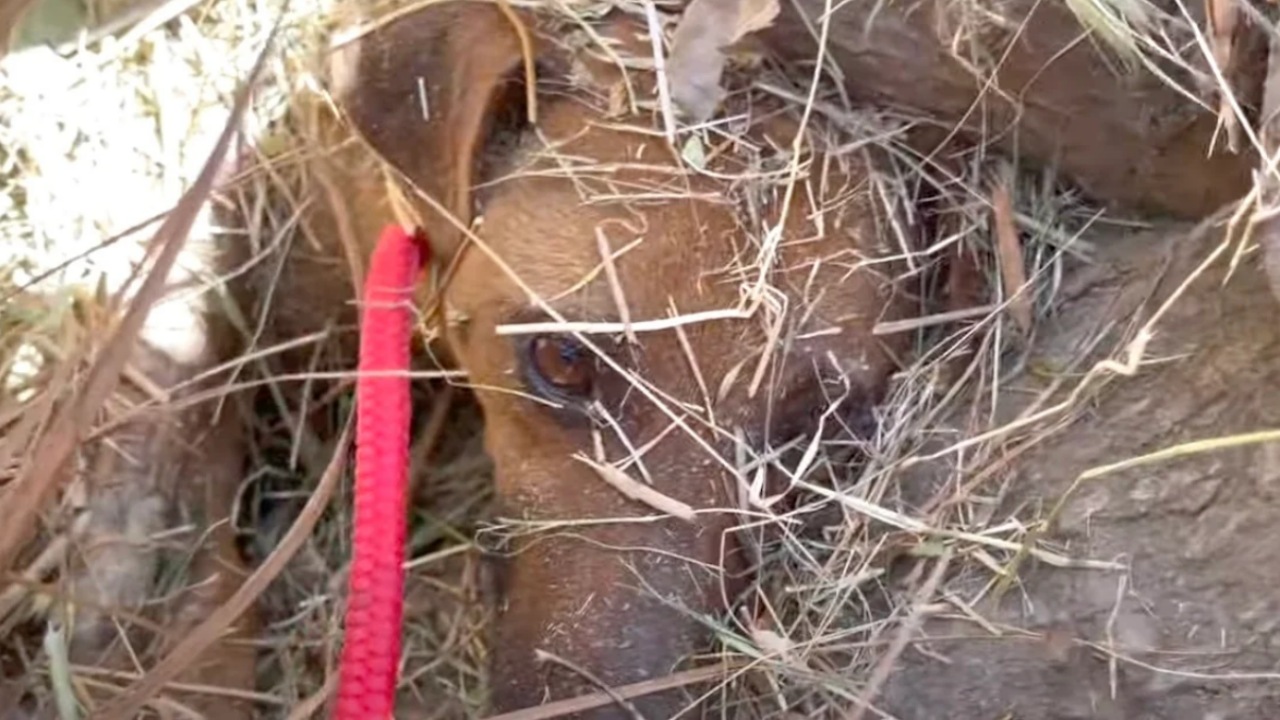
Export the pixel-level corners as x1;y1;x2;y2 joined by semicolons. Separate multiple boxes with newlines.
992;180;1032;334
44;622;79;720
496;308;750;336
534;649;646;720
873;305;999;335
481;662;745;720
495;0;539;124
596;228;636;344
574;454;696;522
643;0;677;142
849;551;951;720
284;675;336;720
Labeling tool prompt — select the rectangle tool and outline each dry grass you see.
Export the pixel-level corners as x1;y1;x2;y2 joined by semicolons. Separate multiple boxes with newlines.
0;0;1261;718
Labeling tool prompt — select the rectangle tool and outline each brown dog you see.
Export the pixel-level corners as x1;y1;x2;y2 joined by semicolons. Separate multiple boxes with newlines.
221;2;919;716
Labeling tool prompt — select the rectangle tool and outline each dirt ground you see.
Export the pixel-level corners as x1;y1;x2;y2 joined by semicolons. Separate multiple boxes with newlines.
874;217;1280;719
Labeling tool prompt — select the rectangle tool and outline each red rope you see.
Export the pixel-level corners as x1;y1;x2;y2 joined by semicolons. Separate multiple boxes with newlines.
335;224;427;719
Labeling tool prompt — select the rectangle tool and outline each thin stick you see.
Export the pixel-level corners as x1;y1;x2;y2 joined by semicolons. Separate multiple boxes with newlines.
481;663;743;720
849;551;951;720
643;0;677;142
534;650;645;720
284;675;336;720
574;454;696;521
873;305;999;335
596;228;636;344
495;0;539;124
992;181;1032;334
496;308;750;336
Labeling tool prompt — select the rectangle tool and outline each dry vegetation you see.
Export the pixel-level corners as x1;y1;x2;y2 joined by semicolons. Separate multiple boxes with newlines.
0;0;1272;717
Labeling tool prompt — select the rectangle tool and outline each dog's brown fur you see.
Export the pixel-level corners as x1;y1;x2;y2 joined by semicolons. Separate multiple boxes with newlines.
219;4;918;716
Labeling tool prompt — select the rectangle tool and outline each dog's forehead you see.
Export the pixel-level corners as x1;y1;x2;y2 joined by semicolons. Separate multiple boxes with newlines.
453;109;752;321
456;179;750;326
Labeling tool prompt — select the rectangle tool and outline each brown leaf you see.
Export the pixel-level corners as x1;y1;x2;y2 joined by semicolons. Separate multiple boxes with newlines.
666;0;780;124
992;181;1032;335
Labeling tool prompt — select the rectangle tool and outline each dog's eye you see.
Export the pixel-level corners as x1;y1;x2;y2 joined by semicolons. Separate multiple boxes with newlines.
523;334;595;401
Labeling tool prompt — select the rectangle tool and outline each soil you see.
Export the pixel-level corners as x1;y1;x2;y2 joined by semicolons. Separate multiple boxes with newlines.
877;217;1280;719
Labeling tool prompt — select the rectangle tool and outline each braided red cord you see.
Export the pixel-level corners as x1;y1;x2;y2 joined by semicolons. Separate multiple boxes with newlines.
335;224;427;719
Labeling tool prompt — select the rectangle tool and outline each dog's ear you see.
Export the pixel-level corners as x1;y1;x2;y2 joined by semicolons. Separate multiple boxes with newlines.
330;2;535;261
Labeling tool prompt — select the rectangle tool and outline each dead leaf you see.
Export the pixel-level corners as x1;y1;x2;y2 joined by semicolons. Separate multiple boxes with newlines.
991;181;1032;335
666;0;780;124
